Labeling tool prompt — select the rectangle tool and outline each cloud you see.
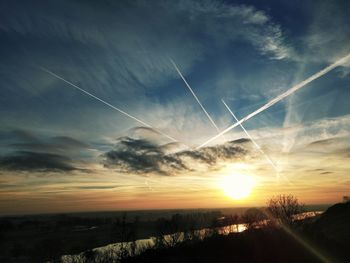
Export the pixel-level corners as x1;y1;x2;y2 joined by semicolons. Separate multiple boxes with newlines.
303;135;350;156
51;136;89;149
308;138;343;147
11;129;39;142
0;151;76;172
301;1;350;67
2;129;90;154
75;185;120;190
102;136;249;175
102;137;188;175
100;115;350;177
0;129;92;172
0;0;298;147
320;171;332;175
0;0;292;97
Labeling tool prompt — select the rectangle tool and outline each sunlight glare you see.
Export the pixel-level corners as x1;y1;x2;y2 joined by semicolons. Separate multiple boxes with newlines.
219;173;255;200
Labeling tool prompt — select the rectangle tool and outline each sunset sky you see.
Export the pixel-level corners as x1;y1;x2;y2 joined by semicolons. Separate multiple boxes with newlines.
1;0;350;215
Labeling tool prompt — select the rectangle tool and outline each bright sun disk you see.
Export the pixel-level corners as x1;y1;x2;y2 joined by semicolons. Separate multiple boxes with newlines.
220;173;255;200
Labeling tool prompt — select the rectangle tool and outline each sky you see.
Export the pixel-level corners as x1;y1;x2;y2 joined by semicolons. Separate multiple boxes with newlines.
0;0;350;215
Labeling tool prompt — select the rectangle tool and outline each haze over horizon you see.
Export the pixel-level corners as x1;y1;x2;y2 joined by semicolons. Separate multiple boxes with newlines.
1;0;350;215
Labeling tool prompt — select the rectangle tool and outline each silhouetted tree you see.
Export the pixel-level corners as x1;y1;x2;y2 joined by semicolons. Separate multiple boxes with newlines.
242;208;266;230
154;214;184;248
110;213;138;261
229;214;241;232
267;194;304;227
182;214;198;242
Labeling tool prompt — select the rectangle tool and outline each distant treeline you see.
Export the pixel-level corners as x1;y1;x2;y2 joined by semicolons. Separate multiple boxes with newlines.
0;210;225;262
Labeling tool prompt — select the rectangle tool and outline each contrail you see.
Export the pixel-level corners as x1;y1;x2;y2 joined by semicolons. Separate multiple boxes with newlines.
198;53;350;148
40;67;178;142
222;99;291;184
169;58;220;132
221;99;278;172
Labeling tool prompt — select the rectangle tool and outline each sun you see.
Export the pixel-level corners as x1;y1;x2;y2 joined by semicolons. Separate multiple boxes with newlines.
219;173;255;200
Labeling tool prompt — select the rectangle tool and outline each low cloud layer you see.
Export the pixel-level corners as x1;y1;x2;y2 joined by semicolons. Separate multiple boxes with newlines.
0;129;90;172
102;137;250;175
0;151;76;172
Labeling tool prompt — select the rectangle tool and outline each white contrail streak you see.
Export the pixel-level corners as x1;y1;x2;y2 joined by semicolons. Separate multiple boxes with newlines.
222;100;291;184
221;99;278;172
40;67;178;142
198;53;350;148
169;58;220;132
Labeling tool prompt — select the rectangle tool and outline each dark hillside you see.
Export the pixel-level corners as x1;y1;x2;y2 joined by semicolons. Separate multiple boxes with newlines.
125;229;323;263
307;201;350;256
125;202;350;263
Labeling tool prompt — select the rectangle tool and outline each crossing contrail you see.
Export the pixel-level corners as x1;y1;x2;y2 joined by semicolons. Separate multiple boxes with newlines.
198;53;350;148
40;67;178;142
222;100;291;184
221;99;278;172
169;58;220;132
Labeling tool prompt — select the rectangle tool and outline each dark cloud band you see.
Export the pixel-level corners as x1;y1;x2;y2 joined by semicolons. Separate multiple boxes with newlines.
0;129;90;172
0;151;76;172
102;137;249;175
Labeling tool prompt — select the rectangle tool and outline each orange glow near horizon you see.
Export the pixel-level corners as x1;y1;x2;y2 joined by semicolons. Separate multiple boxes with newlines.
1;158;349;216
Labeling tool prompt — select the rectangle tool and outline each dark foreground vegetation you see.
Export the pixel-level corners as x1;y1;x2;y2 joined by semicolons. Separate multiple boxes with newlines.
130;199;348;263
125;206;350;263
1;195;349;263
126;228;323;263
0;209;231;262
71;196;350;263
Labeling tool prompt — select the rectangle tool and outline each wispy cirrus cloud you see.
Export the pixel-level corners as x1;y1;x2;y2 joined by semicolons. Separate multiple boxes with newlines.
0;0;298;148
301;1;350;67
0;0;293;98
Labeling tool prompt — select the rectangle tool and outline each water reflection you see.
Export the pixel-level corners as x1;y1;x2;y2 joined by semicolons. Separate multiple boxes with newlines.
62;223;246;262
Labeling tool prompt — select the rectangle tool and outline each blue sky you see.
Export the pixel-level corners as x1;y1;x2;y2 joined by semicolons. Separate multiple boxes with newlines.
0;0;350;214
